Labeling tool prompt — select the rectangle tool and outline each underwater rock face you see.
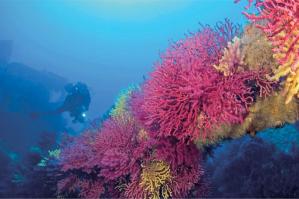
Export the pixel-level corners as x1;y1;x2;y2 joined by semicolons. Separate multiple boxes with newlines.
205;130;299;198
0;61;67;153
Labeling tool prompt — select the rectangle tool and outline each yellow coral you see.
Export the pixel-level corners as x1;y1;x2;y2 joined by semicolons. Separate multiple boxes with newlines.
214;37;244;76
241;24;277;72
236;92;299;133
140;160;172;199
37;148;61;167
196;91;299;148
109;88;134;118
48;148;61;159
284;67;299;104
270;27;299;104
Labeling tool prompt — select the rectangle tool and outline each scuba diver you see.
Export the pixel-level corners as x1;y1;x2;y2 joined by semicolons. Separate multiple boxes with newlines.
60;82;91;123
31;82;91;123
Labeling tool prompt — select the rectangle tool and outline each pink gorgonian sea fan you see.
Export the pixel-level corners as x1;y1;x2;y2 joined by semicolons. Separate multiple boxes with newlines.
59;132;97;174
124;136;208;198
58;113;152;198
58;132;106;198
91;114;152;181
199;70;273;133
234;0;262;9
58;114;207;198
131;21;273;143
154;137;207;198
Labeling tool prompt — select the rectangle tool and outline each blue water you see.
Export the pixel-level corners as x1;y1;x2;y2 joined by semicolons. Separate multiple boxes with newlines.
0;0;248;119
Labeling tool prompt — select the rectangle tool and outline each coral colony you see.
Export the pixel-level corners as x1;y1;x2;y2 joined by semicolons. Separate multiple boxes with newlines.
57;0;299;198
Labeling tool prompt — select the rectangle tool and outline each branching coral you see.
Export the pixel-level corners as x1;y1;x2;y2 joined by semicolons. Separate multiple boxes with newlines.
276;32;299;103
214;37;245;76
214;18;242;46
124;180;148;198
58;112;152;198
198;70;273;132
214;24;275;74
153;138;206;198
59;132;97;174
140;160;172;199
239;0;299;104
58;106;208;198
48;149;60;159
240;24;277;72
92;114;153;181
37;148;61;167
234;0;262;9
131;20;274;143
131;26;221;142
57;132;107;198
242;92;299;133
58;175;105;198
110;86;137;119
58;108;202;198
123;137;207;198
57;5;299;198
197;91;299;148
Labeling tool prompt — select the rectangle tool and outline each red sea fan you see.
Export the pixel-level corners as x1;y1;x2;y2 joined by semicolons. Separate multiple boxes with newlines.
241;0;299;67
166;21;239;70
59;132;96;174
58;133;106;198
57;174;105;198
76;180;105;198
131;26;227;142
131;21;273;142
154;137;205;198
59;112;209;198
199;70;273;134
124;179;148;198
214;18;242;48
58;114;152;198
91;115;152;181
138;58;220;141
234;0;262;9
123;136;207;198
